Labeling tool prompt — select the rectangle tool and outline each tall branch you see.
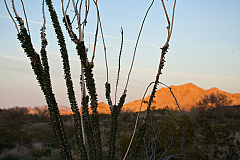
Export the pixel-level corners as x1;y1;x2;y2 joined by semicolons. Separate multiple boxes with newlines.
90;13;99;65
61;0;78;43
131;0;177;159
123;82;155;160
20;0;31;37
65;0;71;13
4;0;19;33
71;0;82;40
92;0;108;83
124;0;155;93
45;1;87;159
11;0;20;18
41;0;46;48
114;27;123;105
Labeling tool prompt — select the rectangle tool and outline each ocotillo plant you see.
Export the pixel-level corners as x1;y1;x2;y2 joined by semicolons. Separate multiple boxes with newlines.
130;0;177;159
4;0;177;159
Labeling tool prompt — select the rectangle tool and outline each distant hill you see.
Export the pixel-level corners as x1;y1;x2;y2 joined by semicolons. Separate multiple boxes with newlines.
27;105;73;115
122;83;240;112
25;83;240;114
27;102;110;115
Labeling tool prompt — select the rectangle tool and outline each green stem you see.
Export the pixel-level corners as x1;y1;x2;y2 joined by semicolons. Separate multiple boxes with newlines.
45;0;88;159
77;41;102;160
16;18;72;160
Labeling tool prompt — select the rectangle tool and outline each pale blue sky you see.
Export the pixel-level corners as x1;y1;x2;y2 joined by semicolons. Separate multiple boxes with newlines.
0;0;239;108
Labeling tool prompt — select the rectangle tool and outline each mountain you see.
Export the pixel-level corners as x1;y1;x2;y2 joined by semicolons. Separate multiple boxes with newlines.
27;103;111;115
26;83;240;114
122;83;240;112
27;105;73;115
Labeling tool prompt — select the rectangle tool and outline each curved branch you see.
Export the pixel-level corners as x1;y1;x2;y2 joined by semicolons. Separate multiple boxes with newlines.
161;0;177;45
169;0;177;40
124;0;155;92
61;0;78;43
4;0;19;34
124;81;181;160
92;0;109;83
158;82;182;113
71;0;81;40
20;0;31;37
78;0;84;40
65;0;71;13
123;81;155;160
11;0;20;18
81;0;90;39
90;10;99;65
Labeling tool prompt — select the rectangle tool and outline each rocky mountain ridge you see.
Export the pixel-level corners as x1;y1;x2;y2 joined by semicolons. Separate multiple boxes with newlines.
25;83;240;114
122;83;240;112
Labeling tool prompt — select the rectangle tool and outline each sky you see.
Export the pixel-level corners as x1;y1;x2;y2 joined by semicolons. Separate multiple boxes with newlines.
0;0;239;108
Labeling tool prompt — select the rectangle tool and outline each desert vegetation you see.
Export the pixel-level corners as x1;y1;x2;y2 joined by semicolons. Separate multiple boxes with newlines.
3;0;240;159
3;0;177;159
1;94;240;159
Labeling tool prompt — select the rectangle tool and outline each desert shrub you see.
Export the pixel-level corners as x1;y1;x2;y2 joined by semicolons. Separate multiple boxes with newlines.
197;93;232;112
0;108;32;152
193;94;240;159
47;149;63;160
23;156;35;160
0;145;30;159
29;145;52;159
0;155;21;160
136;109;201;160
26;123;56;147
32;107;49;118
119;109;135;122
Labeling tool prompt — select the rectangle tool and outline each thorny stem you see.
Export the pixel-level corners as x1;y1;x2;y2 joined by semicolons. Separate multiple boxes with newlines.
16;14;72;160
76;41;102;160
45;0;87;159
42;0;46;48
115;27;123;105
131;0;177;158
80;64;86;145
143;45;168;124
143;0;177;125
131;45;168;159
